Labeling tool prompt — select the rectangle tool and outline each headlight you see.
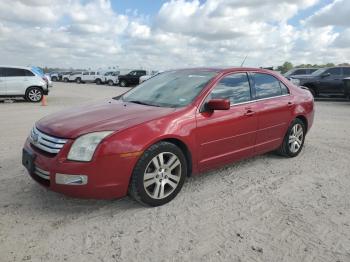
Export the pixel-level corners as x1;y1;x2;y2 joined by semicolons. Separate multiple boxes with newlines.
67;131;113;162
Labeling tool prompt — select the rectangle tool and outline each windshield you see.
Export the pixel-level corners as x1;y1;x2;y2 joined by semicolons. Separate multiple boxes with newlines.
311;68;327;76
284;69;296;77
119;70;218;108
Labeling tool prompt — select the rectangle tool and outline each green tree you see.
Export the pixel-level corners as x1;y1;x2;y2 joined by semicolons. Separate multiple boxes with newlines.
277;61;293;74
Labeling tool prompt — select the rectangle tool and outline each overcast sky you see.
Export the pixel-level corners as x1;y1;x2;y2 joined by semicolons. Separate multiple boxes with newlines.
0;0;349;70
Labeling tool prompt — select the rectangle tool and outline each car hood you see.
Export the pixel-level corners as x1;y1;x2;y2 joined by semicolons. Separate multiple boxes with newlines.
36;99;176;139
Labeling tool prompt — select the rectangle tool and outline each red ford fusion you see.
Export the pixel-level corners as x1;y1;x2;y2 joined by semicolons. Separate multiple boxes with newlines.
22;68;314;206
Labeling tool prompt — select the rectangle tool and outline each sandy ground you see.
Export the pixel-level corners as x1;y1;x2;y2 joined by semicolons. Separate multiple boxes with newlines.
0;82;350;262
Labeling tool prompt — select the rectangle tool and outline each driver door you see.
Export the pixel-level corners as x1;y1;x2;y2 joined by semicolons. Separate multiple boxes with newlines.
195;72;258;171
318;68;343;94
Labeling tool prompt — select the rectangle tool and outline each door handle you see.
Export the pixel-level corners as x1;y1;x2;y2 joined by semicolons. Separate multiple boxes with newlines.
244;109;255;116
287;102;294;107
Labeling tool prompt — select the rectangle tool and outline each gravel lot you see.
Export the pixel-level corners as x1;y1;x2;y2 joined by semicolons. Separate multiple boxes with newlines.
0;82;350;262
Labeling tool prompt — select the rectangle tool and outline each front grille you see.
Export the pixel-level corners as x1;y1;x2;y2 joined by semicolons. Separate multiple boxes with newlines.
34;166;50;180
30;126;67;154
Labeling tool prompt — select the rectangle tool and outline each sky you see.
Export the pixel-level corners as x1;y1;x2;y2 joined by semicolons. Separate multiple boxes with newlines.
0;0;349;70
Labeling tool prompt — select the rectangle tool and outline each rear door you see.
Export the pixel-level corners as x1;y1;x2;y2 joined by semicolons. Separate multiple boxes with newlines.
6;68;34;95
196;72;258;171
0;67;6;95
249;72;292;154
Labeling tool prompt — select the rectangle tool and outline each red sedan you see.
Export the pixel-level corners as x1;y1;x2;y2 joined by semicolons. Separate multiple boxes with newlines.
22;68;314;206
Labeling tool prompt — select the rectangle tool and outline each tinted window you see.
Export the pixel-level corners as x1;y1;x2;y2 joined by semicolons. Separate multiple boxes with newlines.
5;68;29;77
309;69;318;73
0;68;5;77
325;68;341;76
343;67;350;76
294;69;307;75
90;72;95;75
252;73;282;99
210;73;251;104
83;72;89;75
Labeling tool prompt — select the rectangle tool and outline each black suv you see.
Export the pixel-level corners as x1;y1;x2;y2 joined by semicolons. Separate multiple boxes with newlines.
118;70;147;87
291;67;350;97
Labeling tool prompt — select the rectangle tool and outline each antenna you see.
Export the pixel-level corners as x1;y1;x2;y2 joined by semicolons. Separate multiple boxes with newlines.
240;54;248;67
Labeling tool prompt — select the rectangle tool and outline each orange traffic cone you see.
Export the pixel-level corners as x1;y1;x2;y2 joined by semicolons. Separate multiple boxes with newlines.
41;95;47;106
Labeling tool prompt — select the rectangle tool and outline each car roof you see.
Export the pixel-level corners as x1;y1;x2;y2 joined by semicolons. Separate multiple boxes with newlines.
171;67;278;74
0;65;33;70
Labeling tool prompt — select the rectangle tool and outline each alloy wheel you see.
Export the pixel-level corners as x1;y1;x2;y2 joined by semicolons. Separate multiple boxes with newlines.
28;89;42;102
288;123;304;153
143;152;181;199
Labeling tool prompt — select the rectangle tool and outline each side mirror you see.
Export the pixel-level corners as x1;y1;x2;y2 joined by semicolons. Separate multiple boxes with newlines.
321;72;331;78
206;99;230;111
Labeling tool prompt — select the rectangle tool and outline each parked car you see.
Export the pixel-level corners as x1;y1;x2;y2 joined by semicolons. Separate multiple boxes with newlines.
30;66;53;88
22;67;314;206
0;65;50;102
284;68;319;78
291;66;350;97
118;70;147;87
105;71;120;86
63;71;84;83
139;71;162;84
79;71;106;84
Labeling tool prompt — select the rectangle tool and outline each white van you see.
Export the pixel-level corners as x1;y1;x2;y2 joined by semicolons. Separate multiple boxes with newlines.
0;65;49;102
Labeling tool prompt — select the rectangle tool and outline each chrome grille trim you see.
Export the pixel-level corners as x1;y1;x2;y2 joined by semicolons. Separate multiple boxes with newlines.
30;126;67;154
34;166;50;180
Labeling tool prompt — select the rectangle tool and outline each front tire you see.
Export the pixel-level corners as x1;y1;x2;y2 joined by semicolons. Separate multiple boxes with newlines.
129;142;187;206
51;76;58;81
76;77;81;83
63;78;68;82
25;87;43;102
96;79;102;85
277;118;306;157
108;80;114;86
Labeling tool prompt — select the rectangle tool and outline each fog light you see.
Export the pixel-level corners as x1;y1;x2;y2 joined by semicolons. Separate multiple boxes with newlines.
55;173;88;185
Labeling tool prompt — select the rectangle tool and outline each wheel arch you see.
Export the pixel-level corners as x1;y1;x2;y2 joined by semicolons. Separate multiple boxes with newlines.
25;85;44;94
155;137;193;177
295;115;308;132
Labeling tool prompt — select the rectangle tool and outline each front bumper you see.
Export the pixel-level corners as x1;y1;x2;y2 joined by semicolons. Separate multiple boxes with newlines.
22;138;136;199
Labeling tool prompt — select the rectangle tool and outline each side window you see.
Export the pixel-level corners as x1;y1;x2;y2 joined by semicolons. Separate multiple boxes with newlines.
90;72;95;75
251;73;282;99
25;70;35;76
6;68;27;77
325;68;341;76
96;72;100;75
83;72;89;75
280;82;290;95
0;68;5;77
342;67;350;76
209;73;251;104
295;69;306;75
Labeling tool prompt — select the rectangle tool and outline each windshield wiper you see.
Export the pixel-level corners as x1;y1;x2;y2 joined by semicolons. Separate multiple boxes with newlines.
127;100;161;107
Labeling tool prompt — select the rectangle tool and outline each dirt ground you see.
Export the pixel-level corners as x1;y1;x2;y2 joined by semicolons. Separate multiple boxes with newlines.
0;82;350;262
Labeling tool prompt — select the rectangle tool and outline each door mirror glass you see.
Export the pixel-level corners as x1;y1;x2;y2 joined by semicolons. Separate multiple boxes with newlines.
206;99;230;111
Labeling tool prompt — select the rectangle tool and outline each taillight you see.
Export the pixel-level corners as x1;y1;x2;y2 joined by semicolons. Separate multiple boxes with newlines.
42;77;48;83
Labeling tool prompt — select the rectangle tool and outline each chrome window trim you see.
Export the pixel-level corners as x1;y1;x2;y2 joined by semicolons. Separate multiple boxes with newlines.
229;94;290;108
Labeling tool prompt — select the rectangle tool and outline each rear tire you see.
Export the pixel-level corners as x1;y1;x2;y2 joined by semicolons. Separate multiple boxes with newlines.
96;79;102;85
128;142;187;206
51;76;58;81
108;80;114;86
25;87;43;103
120;80;127;87
76;77;81;84
277;118;306;157
63;78;68;82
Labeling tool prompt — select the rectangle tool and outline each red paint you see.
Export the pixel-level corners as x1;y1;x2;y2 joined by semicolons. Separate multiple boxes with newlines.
23;68;314;199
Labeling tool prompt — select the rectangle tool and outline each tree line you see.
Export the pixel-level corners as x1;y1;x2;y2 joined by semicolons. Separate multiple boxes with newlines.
276;62;350;74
